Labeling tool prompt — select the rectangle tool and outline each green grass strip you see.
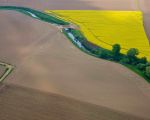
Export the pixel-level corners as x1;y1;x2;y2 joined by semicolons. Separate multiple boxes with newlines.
0;6;69;25
0;62;14;82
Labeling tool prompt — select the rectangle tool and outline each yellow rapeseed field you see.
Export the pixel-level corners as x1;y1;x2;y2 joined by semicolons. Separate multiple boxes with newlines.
45;10;150;60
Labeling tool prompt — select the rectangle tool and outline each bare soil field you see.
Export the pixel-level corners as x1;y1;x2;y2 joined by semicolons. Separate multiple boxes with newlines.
0;11;150;119
0;0;137;10
0;83;148;120
137;0;150;42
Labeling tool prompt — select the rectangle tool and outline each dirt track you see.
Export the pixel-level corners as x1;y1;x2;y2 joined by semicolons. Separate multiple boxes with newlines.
0;0;150;119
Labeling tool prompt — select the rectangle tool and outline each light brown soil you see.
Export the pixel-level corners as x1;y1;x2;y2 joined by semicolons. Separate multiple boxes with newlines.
137;0;150;42
0;11;150;119
0;0;137;10
0;83;148;120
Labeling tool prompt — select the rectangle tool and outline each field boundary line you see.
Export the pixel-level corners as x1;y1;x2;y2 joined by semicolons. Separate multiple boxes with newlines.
0;62;14;83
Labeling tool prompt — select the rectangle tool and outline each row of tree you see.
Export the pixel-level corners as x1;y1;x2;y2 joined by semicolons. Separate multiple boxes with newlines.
66;28;150;79
97;44;150;79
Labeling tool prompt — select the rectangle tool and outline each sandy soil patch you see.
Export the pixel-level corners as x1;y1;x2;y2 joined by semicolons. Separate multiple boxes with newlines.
0;11;150;118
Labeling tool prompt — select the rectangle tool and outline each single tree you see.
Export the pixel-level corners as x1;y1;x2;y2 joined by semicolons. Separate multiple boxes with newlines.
136;63;146;71
120;57;130;64
97;49;109;59
127;48;139;58
127;48;139;64
112;44;121;61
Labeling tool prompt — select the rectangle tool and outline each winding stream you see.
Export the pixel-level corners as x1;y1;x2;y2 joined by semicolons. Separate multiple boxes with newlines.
0;6;149;83
0;6;98;82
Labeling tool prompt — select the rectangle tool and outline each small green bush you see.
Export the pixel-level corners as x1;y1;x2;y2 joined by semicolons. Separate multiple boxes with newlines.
126;48;139;64
97;49;110;59
127;48;139;58
136;63;146;71
145;66;150;78
120;57;130;64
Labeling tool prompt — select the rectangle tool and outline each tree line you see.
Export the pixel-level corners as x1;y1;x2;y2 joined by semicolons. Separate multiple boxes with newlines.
95;44;150;79
64;28;150;80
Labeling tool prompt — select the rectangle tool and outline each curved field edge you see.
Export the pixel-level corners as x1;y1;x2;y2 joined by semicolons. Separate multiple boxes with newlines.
0;6;69;83
46;10;150;83
46;10;150;60
0;62;14;82
0;6;149;83
62;28;150;83
0;6;69;25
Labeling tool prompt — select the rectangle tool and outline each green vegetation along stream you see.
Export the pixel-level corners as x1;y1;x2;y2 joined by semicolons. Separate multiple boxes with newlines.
0;6;150;83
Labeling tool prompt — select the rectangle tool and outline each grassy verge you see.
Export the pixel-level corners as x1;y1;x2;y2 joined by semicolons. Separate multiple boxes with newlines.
0;6;69;25
0;6;69;83
62;28;96;57
63;28;112;57
123;64;150;83
0;62;14;83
